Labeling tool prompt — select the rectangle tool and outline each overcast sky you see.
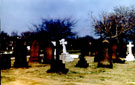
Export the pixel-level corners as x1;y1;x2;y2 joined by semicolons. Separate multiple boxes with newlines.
1;0;135;38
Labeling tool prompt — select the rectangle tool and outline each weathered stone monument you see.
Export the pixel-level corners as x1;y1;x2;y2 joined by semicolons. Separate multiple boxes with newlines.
97;40;113;68
125;42;135;61
29;40;40;62
60;39;73;63
13;39;29;67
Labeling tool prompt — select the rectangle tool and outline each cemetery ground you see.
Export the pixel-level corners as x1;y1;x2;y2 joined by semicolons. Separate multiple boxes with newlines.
1;55;135;85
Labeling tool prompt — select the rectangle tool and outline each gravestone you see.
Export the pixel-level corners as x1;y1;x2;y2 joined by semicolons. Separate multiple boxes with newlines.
0;52;12;69
118;42;127;58
43;42;54;64
47;40;68;74
60;39;73;63
75;39;89;68
29;40;40;62
111;42;125;63
13;39;29;68
94;39;102;62
47;59;68;74
97;40;113;68
112;44;117;60
75;53;89;68
125;42;135;61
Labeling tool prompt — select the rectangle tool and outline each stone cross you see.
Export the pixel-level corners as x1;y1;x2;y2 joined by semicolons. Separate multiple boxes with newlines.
125;42;135;61
60;39;67;54
127;42;134;55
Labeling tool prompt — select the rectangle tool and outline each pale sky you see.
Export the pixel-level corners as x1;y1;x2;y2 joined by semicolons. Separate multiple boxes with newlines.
1;0;135;38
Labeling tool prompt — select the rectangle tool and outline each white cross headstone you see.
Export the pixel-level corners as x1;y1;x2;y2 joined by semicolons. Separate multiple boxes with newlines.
125;42;135;61
59;39;73;63
60;39;67;54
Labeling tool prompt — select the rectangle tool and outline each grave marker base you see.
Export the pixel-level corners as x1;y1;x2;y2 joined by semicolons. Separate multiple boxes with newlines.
113;58;125;63
75;55;89;68
29;56;40;62
14;61;29;68
125;54;135;61
47;60;68;74
0;54;11;69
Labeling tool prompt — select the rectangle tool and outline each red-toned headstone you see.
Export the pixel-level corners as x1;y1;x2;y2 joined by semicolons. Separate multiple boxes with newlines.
45;47;53;60
43;43;54;64
97;40;113;68
112;44;117;60
29;40;39;62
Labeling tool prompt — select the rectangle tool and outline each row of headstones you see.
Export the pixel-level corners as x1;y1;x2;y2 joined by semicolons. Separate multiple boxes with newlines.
0;39;74;69
46;39;135;69
29;39;74;63
0;39;49;69
29;40;51;63
53;39;75;63
1;39;135;72
75;40;135;68
0;39;28;69
95;40;135;68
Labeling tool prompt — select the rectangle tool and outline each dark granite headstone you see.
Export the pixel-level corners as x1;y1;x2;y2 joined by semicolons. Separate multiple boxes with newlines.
29;40;40;62
75;55;89;68
0;53;11;69
47;41;68;74
47;60;68;74
13;39;29;68
118;41;127;58
97;40;113;68
94;39;102;62
75;40;89;68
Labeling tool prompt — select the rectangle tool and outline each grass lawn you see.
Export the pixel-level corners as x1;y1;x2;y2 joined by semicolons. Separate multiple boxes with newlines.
1;56;135;85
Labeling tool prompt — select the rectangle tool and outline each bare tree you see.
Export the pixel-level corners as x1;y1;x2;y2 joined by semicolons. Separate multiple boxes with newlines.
92;6;135;40
34;18;76;40
11;31;18;37
33;18;76;73
33;18;76;60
